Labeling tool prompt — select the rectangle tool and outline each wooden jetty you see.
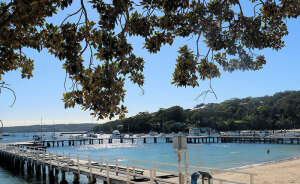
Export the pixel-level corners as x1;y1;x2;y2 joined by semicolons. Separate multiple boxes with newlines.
185;136;300;144
0;143;255;184
20;135;300;148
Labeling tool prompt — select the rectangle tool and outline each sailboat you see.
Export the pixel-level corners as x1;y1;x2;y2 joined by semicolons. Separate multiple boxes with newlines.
51;118;58;140
33;117;43;141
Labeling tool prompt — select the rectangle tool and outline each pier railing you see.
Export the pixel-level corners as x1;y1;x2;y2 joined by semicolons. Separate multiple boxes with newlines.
0;143;255;184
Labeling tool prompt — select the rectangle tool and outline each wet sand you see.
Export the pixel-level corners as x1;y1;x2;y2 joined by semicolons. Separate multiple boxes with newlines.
215;157;300;184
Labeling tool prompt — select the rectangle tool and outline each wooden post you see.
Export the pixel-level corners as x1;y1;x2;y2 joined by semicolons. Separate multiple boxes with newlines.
154;137;157;143
73;173;79;183
89;155;93;178
67;153;70;174
144;138;146;143
250;174;254;184
106;161;110;184
115;158;119;175
133;160;136;174
100;156;103;172
177;150;183;184
153;163;156;178
126;164;130;184
150;169;153;184
77;154;80;178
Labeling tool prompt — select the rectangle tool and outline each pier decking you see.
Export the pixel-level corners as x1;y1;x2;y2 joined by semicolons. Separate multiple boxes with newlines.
18;135;300;148
0;144;255;184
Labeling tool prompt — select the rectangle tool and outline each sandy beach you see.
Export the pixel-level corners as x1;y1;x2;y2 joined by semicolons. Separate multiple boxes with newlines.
215;157;300;184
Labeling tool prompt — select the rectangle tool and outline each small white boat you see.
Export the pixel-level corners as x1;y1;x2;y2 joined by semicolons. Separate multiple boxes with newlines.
87;131;97;138
33;134;42;141
149;131;158;136
111;130;121;138
51;133;58;140
23;134;29;137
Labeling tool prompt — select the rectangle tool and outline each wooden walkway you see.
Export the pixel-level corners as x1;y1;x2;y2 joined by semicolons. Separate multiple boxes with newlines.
35;136;300;148
0;143;255;184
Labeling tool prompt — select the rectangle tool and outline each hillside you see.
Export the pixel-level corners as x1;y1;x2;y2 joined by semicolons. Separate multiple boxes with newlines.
93;91;300;133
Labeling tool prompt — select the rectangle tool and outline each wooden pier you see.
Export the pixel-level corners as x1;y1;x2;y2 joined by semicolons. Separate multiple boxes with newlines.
0;143;255;184
185;136;300;145
19;135;300;148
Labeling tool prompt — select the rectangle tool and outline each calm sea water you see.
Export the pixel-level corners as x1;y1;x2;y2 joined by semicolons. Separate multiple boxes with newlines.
1;132;300;183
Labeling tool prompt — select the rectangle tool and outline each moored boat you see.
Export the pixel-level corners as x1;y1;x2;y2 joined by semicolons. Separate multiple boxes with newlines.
111;130;121;138
33;134;42;141
87;131;97;138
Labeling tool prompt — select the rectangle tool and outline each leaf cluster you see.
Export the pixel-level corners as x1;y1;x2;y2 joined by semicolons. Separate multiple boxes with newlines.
0;0;299;119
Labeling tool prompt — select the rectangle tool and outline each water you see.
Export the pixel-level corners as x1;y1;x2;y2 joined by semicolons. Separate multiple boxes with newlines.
1;133;300;183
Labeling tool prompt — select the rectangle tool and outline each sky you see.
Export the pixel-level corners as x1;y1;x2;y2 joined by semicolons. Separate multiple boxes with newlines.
0;1;299;127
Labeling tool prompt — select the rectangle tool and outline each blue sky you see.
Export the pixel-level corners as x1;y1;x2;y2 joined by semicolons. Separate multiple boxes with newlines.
0;2;299;127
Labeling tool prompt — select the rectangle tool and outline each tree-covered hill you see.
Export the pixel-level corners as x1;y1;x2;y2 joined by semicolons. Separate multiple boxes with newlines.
94;91;300;133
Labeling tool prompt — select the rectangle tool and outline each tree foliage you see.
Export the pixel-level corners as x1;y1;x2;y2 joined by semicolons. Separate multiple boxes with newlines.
94;91;300;133
0;0;299;119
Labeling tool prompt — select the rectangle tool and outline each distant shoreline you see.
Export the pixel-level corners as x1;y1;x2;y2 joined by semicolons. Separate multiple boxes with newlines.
1;123;96;133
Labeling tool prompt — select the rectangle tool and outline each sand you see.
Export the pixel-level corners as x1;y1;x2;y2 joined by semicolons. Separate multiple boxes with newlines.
214;157;300;184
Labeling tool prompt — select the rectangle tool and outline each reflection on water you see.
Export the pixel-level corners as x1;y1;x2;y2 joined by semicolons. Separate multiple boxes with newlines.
77;142;145;150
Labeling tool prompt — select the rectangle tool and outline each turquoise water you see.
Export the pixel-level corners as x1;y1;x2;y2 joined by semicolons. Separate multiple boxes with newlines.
1;133;300;183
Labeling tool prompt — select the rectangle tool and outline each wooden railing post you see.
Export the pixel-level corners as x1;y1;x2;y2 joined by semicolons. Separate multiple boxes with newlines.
67;153;70;174
49;153;52;170
133;160;136;174
89;155;93;177
62;151;65;165
77;154;80;178
250;174;254;184
106;161;110;184
153;163;156;178
42;151;45;166
150;169;153;184
126;164;130;184
115;158;118;175
100;156;103;172
56;151;60;169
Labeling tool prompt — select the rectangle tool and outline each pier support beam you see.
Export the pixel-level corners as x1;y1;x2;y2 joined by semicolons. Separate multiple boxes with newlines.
144;138;146;143
60;171;68;184
35;163;41;176
154;138;157;143
73;173;80;184
88;175;97;184
27;160;32;175
55;168;60;180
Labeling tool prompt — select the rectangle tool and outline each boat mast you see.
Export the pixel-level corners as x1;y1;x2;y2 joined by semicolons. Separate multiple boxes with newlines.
40;117;42;135
0;120;3;134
